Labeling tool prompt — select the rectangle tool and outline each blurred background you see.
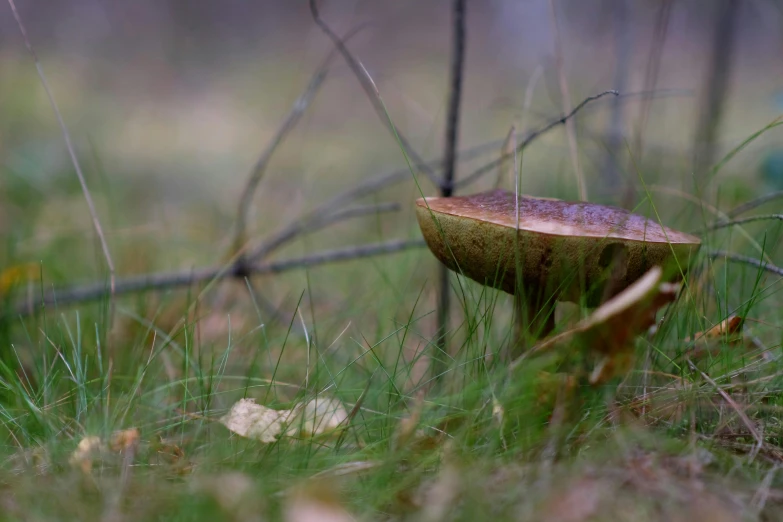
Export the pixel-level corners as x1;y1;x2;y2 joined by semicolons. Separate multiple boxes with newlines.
1;0;782;342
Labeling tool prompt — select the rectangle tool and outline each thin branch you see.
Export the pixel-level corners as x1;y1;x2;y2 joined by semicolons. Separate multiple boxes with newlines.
701;214;783;233
455;90;619;190
7;0;115;297
231;24;368;257
548;0;586;201
248;202;401;263
11;239;426;317
244;140;505;265
441;0;467;198
232;65;328;254
435;0;468;381
727;190;783;218
707;250;783;278
308;0;441;187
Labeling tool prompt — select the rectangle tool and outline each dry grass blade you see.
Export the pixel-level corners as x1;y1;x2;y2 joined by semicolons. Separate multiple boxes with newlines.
7;0;116;300
686;358;763;457
308;0;440;187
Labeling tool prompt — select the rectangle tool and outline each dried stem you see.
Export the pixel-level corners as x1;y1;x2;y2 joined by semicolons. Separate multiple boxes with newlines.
308;0;440;187
707;250;783;278
435;0;468;380
455;90;618;190
548;0;586;201
727;191;783;218
232;66;328;255
231;24;367;258
11;239;426;318
7;0;116;301
701;214;783;233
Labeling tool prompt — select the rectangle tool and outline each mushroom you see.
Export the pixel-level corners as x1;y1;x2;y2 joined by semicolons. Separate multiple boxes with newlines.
416;189;701;354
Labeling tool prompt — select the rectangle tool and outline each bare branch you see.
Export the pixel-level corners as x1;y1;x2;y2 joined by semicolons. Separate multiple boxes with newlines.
727;191;783;219
231;24;368;257
435;0;468;380
7;0;116;299
701;214;783;233
11;239;426;317
232;66;328;254
308;0;441;187
707;250;783;278
455;90;619;190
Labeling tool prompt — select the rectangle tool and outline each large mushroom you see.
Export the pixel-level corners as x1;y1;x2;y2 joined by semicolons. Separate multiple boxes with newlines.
416;189;701;353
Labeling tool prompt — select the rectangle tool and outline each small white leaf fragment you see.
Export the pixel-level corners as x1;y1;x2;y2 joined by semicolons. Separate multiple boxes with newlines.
220;396;349;442
220;398;285;443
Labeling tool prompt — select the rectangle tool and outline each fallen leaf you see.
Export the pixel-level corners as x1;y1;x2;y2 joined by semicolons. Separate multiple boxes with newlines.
220;398;286;443
287;397;348;439
69;436;105;474
220;396;350;443
516;266;680;384
0;263;38;296
687;315;745;359
109;428;140;452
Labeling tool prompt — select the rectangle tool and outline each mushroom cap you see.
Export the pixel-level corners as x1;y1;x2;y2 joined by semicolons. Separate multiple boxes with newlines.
416;189;701;305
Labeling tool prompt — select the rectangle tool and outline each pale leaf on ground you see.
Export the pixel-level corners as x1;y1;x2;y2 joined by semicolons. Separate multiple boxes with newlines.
220;398;287;443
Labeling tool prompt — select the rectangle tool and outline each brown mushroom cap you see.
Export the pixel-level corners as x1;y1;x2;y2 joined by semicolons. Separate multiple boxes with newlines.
416;189;701;305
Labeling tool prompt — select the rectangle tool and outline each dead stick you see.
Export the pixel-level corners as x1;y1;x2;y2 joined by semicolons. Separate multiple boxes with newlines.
11;239;427;317
308;0;441;188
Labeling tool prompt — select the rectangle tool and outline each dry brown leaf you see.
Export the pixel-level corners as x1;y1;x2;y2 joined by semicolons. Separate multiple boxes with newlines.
519;266;680;384
109;428;140;452
686;315;745;358
0;263;39;296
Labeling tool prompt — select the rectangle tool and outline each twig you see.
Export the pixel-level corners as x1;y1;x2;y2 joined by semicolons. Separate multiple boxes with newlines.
441;0;466;198
232;65;328;255
247;202;400;263
455;90;618;190
7;0;116;299
435;0;468;381
244;139;506;265
727;190;783;218
701;214;783;233
707;250;783;277
11;239;426;317
308;0;441;187
548;0;586;201
232;24;368;258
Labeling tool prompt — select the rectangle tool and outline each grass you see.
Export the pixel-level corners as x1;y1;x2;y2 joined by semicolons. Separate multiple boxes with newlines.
2;54;783;522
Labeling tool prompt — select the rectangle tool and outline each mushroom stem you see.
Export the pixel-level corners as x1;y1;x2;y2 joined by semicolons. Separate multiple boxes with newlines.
511;291;557;358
